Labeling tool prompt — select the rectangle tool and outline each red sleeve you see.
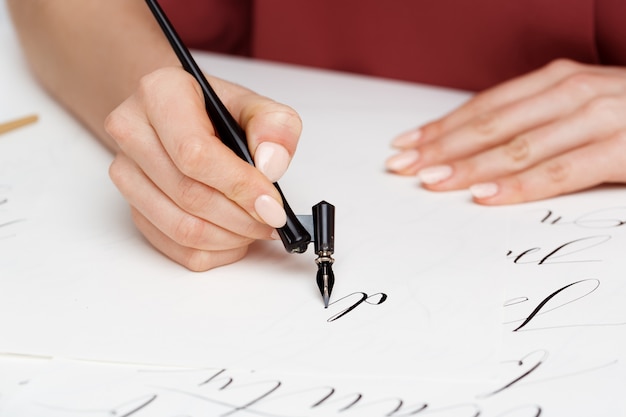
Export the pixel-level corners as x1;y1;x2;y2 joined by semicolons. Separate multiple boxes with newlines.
251;0;598;91
596;0;626;66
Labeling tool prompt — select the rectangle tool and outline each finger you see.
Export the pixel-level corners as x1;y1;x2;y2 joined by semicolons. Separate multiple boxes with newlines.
388;70;626;176
106;95;275;240
137;68;287;228
219;83;302;183
130;207;248;271
109;153;256;252
418;94;626;190
418;59;598;144
470;132;626;205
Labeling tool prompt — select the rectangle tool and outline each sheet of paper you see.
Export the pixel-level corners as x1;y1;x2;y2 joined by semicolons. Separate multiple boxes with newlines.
1;22;626;415
5;191;626;415
0;28;503;379
2;356;623;417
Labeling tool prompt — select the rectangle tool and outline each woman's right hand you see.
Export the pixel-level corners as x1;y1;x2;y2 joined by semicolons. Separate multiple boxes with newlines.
105;67;302;271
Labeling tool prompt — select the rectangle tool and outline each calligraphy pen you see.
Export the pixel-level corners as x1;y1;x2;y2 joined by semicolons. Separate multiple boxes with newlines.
144;0;335;307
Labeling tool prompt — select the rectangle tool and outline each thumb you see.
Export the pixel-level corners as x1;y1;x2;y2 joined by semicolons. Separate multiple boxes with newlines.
213;77;302;182
244;98;302;183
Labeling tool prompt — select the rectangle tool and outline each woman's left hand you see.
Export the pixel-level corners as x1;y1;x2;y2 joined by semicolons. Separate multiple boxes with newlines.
385;59;626;204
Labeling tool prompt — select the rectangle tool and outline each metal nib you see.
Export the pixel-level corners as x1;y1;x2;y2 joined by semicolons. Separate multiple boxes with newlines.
316;258;335;309
322;274;330;308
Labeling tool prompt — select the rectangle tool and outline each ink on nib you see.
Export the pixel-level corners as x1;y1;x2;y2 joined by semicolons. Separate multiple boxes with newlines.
316;259;335;309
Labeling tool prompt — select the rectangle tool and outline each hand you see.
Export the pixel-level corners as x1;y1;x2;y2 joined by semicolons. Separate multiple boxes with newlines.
385;59;626;204
105;67;302;271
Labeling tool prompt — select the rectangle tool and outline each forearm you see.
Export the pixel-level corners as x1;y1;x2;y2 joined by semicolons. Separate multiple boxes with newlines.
7;0;179;150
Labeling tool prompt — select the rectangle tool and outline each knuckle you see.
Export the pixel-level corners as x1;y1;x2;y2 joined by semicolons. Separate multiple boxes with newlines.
248;100;303;138
136;71;162;100
174;139;208;178
138;68;200;103
228;172;253;200
581;96;621;128
103;111;130;144
172;215;207;248
176;176;210;213
504;136;530;164
545;58;581;78
471;112;500;139
543;159;571;183
558;72;598;98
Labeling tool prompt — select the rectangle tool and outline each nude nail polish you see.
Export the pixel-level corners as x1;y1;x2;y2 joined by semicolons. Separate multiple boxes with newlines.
254;142;290;183
254;194;287;228
418;165;453;184
470;183;499;199
385;149;420;171
391;129;422;148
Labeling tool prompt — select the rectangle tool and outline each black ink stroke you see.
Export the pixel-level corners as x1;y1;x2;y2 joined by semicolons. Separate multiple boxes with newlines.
326;292;388;322
507;235;610;265
505;279;626;332
478;350;547;398
540;207;626;228
311;388;428;415
195;369;282;417
111;394;158;417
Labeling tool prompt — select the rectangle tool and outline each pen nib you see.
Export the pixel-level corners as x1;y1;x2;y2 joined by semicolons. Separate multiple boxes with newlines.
316;259;334;309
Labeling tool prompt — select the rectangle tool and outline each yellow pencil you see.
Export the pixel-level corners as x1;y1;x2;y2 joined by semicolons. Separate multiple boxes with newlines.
0;114;39;135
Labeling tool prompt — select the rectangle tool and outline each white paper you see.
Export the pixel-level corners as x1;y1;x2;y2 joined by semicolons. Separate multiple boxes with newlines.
2;23;626;416
2;356;623;416
0;29;502;379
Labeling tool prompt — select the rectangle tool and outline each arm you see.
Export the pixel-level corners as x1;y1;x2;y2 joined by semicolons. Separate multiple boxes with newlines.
7;0;177;149
8;0;302;270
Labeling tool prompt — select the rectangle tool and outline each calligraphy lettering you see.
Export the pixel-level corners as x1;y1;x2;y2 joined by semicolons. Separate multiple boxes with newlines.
507;235;610;265
327;292;388;322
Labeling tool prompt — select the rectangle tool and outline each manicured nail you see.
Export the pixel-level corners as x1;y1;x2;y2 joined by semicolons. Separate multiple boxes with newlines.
385;149;420;171
254;194;287;228
391;129;422;148
470;182;499;199
254;142;290;183
418;165;453;184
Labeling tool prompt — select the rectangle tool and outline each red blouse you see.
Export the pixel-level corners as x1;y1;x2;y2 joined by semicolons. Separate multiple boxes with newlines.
160;0;626;91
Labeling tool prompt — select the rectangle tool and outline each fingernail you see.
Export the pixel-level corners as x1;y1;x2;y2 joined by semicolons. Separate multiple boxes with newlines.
470;182;499;199
418;165;453;184
254;142;290;183
391;129;421;148
385;149;420;171
270;230;281;240
254;194;287;228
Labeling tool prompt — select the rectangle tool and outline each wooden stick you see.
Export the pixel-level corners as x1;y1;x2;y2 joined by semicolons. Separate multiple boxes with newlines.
0;114;39;135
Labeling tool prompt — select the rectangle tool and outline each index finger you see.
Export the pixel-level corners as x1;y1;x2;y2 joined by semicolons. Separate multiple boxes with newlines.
142;67;287;228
